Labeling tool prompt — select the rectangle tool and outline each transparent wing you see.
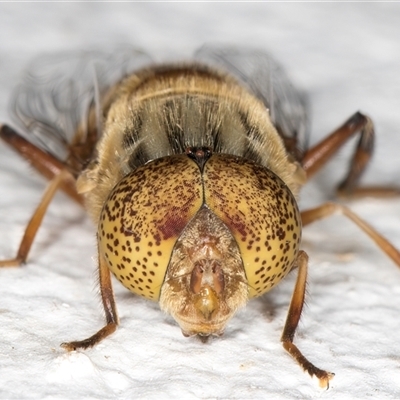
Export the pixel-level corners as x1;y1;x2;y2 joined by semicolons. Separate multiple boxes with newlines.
10;46;153;164
194;45;310;160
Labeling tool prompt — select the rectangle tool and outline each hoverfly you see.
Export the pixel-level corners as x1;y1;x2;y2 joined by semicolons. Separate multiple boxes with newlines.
1;46;399;389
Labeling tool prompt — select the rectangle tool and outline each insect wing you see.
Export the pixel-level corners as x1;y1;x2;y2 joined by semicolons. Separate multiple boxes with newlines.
194;46;310;160
9;47;153;169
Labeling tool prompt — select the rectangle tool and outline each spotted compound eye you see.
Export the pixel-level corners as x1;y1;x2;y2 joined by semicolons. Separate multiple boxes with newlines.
203;155;301;298
98;155;203;300
98;152;301;301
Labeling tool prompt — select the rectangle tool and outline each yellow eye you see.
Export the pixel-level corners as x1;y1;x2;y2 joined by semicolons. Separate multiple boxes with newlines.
98;155;203;300
203;154;301;298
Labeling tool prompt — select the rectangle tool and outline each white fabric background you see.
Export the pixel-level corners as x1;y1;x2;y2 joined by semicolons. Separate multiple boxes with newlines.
1;3;400;399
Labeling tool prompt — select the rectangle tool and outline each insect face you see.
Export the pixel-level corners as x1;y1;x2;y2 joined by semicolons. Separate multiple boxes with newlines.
98;148;302;337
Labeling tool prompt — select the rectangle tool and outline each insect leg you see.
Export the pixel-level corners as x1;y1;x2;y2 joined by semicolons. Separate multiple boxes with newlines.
302;112;374;193
301;202;400;266
281;250;334;388
61;250;118;351
0;169;77;267
0;124;83;205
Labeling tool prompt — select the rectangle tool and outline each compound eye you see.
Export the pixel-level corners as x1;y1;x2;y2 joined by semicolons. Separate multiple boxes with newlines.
203;154;302;298
98;155;203;300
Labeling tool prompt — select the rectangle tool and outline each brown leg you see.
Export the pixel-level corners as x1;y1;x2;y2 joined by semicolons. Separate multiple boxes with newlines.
61;248;119;351
281;251;334;388
302;112;374;193
301;202;400;267
336;186;400;199
0;124;83;205
0;170;77;267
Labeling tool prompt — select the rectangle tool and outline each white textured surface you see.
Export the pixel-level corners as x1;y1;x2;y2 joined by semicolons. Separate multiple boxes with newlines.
1;3;400;399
